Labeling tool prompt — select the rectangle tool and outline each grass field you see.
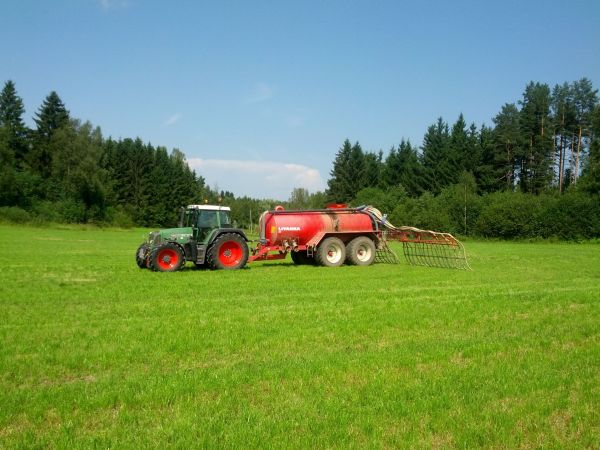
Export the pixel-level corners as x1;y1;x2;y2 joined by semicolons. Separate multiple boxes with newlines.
0;224;599;448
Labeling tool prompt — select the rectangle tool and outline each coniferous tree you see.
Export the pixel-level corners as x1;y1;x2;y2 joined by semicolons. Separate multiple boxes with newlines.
383;140;422;197
551;82;576;192
466;122;480;173
580;105;600;194
396;140;423;197
448;113;468;177
0;126;18;205
571;78;599;184
34;91;70;139
348;141;366;190
363;150;383;188
474;124;498;193
30;91;70;178
327;139;365;203
518;82;553;193
0;80;28;165
490;103;521;191
421;117;452;194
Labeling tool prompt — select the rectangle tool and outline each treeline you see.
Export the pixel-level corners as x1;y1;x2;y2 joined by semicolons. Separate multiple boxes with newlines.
0;81;214;226
319;78;600;239
2;78;600;239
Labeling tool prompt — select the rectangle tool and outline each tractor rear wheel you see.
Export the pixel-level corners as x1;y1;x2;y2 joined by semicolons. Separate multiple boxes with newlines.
346;236;376;266
150;243;185;272
290;250;314;265
315;237;346;267
207;233;248;270
136;243;149;269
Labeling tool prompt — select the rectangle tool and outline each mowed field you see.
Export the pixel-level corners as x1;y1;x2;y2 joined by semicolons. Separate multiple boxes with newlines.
0;224;599;449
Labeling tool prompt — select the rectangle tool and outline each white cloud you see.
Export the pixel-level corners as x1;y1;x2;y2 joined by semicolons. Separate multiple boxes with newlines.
162;113;182;127
245;82;274;104
187;158;325;200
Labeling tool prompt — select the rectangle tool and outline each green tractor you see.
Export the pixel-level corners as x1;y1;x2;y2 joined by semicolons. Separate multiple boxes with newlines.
136;204;249;272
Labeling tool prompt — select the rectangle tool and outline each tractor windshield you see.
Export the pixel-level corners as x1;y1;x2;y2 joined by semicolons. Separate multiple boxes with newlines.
218;211;231;227
197;211;218;228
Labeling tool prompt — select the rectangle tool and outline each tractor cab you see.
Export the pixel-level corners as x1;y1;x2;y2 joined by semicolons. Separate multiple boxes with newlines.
182;205;233;244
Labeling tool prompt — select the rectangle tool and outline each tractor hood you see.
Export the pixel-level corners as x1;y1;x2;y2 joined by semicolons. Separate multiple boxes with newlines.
148;227;193;245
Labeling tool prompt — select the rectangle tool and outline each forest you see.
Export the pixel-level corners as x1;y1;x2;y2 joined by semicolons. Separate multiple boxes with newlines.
1;78;599;239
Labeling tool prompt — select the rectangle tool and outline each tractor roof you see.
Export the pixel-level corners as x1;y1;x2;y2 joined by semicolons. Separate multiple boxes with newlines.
186;205;231;211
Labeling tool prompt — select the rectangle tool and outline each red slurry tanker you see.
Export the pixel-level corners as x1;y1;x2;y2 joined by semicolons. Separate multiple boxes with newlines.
136;203;470;272
251;204;384;266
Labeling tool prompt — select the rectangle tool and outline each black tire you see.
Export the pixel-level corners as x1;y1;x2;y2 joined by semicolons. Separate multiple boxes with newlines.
315;237;346;267
346;236;376;266
290;250;314;265
150;243;185;272
206;233;249;270
136;243;149;269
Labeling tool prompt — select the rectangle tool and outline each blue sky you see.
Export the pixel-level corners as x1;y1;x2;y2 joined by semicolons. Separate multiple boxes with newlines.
2;0;599;199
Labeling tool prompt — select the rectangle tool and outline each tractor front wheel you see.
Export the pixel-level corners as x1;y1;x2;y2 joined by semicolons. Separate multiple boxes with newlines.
136;243;149;269
207;233;248;270
315;237;346;267
150;243;185;272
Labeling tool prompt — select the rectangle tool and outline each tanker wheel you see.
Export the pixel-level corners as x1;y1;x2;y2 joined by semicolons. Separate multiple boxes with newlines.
136;243;149;269
315;237;346;267
346;236;376;266
290;250;314;265
207;233;249;270
150;243;185;272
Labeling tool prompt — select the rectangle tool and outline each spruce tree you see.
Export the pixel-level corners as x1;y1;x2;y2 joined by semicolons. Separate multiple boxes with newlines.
396;140;422;197
383;140;422;197
363;150;383;188
421;117;452;194
34;91;70;139
327;139;363;203
30;91;70;178
0;80;28;165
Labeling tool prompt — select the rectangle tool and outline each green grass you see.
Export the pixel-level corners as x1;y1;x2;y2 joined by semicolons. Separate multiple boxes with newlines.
0;224;599;449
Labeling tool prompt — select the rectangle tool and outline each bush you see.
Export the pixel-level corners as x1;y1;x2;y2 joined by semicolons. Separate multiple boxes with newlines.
30;201;63;224
476;192;548;238
104;206;135;228
542;191;600;239
352;186;407;213
0;206;31;224
437;176;482;236
389;192;452;231
58;199;87;223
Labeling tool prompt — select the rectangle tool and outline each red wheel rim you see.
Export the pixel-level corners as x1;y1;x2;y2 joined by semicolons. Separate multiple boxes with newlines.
218;241;243;267
157;248;179;270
